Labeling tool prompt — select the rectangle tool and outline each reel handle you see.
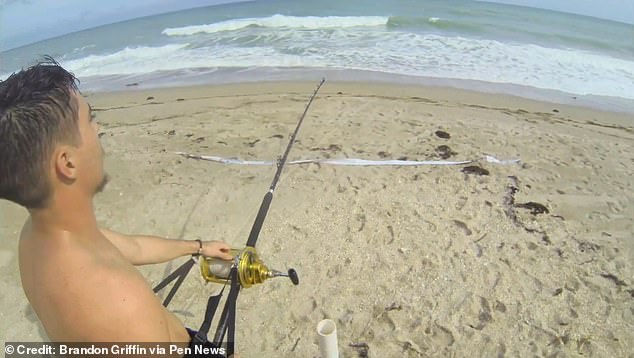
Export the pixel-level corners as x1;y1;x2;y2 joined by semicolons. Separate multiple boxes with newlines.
270;268;300;285
288;269;299;285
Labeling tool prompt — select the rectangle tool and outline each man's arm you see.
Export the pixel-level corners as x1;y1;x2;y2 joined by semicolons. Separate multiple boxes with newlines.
101;229;232;265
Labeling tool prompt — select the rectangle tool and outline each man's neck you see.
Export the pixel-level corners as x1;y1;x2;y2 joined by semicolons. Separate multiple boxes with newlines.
29;195;99;237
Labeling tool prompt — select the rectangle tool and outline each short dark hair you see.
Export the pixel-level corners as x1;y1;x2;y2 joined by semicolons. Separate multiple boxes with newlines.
0;57;80;209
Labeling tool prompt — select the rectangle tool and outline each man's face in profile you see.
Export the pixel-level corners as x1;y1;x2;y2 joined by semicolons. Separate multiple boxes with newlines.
75;93;109;195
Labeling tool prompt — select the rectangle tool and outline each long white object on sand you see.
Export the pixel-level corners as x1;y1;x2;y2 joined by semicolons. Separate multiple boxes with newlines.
175;152;520;166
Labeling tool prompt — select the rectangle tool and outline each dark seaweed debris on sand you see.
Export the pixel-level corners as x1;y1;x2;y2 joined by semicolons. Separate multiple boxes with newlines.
504;176;519;223
349;342;369;358
600;273;627;287
246;138;260;147
515;202;549;215
503;176;552;243
435;130;451;139
310;144;342;152
461;166;489;176
435;145;457;159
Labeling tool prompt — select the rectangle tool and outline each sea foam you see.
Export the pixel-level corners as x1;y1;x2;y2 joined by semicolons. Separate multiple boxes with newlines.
162;14;389;36
58;27;634;100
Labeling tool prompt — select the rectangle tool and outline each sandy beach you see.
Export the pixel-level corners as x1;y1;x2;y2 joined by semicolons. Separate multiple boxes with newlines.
1;81;632;357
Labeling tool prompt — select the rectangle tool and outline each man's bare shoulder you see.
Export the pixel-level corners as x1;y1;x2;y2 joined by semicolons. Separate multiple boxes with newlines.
23;231;188;343
58;263;178;341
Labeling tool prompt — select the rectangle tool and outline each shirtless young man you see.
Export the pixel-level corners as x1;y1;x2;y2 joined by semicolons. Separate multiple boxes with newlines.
0;60;233;347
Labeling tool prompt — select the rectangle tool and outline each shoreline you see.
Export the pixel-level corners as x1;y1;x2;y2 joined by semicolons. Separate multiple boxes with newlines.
78;67;634;116
85;80;634;130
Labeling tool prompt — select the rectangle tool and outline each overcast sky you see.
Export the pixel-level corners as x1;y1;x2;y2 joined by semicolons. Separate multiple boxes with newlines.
0;0;247;51
1;0;633;51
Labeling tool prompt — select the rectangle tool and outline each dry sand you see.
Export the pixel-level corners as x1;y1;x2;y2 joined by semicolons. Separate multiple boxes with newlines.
1;81;633;357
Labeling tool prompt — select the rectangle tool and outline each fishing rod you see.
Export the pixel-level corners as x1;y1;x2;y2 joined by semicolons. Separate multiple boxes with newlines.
154;78;326;355
247;77;326;248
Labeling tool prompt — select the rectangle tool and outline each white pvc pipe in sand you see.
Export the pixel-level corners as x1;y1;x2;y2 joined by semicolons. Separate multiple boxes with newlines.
317;319;339;358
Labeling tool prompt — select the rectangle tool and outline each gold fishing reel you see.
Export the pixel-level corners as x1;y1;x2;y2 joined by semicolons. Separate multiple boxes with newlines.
200;247;299;288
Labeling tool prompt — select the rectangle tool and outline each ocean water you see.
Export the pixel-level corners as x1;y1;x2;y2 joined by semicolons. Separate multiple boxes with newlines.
1;0;633;112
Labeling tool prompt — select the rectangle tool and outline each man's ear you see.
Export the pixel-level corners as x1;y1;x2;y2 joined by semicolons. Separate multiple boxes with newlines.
54;146;78;181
